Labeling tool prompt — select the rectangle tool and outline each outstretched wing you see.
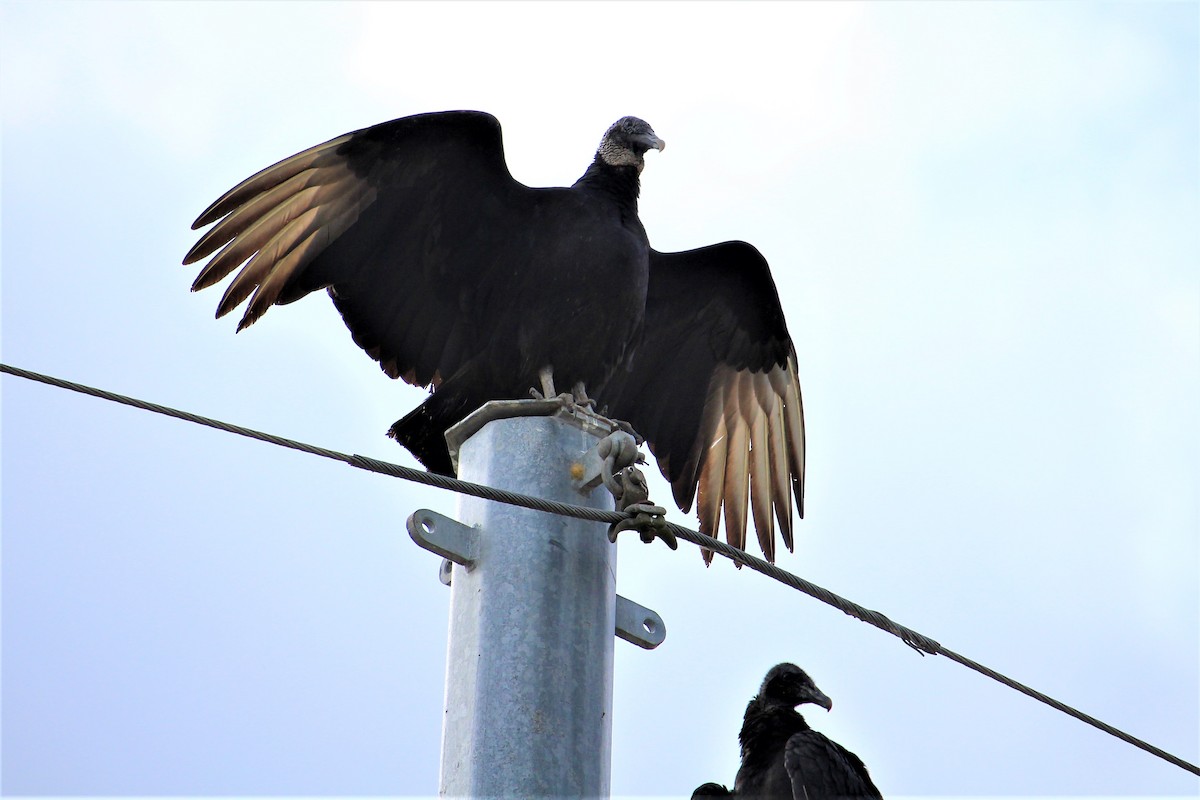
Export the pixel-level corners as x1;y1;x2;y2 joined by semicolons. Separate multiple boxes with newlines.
784;730;882;800
184;110;532;388
604;241;804;562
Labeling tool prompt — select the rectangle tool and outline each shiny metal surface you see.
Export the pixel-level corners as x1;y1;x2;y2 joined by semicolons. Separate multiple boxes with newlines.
439;410;617;798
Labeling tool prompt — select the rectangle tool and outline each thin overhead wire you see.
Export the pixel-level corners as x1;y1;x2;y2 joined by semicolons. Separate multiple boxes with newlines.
3;361;1197;778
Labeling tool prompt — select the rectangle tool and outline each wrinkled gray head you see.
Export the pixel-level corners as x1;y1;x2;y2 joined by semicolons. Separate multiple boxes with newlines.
759;663;833;712
597;116;665;171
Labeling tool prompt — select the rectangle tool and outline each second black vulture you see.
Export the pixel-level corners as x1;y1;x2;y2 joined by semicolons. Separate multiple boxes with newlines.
184;111;805;560
691;663;882;799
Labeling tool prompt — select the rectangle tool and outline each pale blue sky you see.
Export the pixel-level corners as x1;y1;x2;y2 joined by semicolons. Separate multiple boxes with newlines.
2;1;1197;796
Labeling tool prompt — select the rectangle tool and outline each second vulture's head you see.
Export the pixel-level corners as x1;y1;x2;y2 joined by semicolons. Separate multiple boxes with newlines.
597;116;666;172
758;662;834;712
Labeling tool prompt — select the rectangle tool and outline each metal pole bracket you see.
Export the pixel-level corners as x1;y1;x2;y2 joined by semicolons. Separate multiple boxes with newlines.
615;595;666;649
407;509;479;568
573;443;608;492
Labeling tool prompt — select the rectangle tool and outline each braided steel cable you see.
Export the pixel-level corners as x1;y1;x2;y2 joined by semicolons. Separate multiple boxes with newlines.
3;361;1197;777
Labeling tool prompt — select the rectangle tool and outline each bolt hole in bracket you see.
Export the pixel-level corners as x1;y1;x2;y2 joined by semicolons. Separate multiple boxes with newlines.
407;508;666;649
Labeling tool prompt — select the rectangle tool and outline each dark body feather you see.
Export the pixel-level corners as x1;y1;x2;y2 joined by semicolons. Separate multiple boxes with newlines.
185;111;804;559
693;664;882;800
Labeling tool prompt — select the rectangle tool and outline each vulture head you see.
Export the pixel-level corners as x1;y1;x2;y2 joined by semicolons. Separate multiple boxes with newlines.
759;662;833;712
597;116;666;171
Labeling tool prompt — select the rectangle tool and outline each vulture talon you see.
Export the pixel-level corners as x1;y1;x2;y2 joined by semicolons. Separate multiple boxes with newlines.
571;382;597;410
553;391;579;412
610;417;645;446
528;386;580;413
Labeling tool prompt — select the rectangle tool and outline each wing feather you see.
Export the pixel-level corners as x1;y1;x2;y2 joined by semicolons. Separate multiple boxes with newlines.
195;200;306;295
766;374;795;551
194;172;362;301
748;371;775;561
782;355;806;518
191;133;354;229
241;193;371;328
185;164;347;267
696;380;730;543
721;372;750;553
675;365;729;513
216;204;324;319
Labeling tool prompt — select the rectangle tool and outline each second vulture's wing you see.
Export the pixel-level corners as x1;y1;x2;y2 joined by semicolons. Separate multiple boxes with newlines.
785;730;883;799
604;241;804;562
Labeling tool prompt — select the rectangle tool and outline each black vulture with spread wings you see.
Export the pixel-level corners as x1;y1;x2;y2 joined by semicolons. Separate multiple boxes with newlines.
184;111;804;560
692;663;883;799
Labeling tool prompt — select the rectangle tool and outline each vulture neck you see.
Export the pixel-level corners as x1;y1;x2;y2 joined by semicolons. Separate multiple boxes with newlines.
574;158;642;210
738;697;809;763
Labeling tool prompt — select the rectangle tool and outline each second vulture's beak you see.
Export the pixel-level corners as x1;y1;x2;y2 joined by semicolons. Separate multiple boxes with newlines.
636;132;666;153
803;685;834;712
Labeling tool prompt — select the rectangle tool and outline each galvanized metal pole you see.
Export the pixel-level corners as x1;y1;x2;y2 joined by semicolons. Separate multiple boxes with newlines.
436;402;619;798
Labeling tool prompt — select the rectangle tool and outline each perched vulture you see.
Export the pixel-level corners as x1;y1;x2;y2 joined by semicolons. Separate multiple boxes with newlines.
692;663;882;799
184;111;804;560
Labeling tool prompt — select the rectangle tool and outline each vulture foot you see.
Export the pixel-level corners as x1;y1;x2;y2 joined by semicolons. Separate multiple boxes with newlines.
527;369;598;413
609;416;645;445
527;369;592;412
570;381;597;410
528;386;582;410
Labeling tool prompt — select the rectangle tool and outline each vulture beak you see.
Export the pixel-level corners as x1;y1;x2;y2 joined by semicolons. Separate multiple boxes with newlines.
804;686;833;712
637;132;666;152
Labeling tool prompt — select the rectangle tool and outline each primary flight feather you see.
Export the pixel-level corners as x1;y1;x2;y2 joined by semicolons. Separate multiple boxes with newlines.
184;110;805;561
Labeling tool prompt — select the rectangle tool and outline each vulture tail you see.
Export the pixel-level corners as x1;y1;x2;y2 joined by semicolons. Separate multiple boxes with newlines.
387;388;476;477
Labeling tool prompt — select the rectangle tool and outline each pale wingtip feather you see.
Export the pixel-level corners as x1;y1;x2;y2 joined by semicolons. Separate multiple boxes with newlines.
748;373;775;562
721;372;750;553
